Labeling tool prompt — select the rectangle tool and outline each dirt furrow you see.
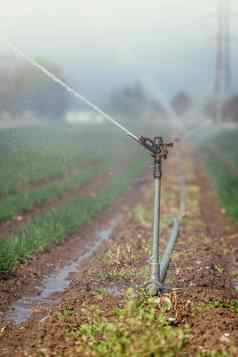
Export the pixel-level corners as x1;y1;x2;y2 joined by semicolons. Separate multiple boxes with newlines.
0;159;154;318
0;155;179;353
165;157;238;355
1;152;237;356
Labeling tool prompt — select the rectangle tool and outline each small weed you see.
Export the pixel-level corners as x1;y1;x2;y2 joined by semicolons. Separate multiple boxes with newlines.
214;264;225;274
137;265;150;279
134;205;151;228
196;348;237;357
56;307;75;321
189;185;200;194
231;271;238;279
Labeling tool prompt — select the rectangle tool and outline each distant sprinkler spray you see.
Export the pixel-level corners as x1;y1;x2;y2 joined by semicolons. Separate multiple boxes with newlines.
141;77;185;133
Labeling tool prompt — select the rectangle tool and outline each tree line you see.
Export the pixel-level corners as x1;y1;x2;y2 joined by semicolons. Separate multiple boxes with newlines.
1;56;237;123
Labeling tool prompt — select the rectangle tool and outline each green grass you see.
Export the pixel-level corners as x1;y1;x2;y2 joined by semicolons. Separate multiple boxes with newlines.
0;122;154;222
0;156;147;272
0;123;151;196
0;121;169;270
0;159;112;222
196;352;235;357
200;129;238;221
0;127;92;195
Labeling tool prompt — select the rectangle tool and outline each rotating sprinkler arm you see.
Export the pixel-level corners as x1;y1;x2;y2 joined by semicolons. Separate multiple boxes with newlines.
139;136;174;157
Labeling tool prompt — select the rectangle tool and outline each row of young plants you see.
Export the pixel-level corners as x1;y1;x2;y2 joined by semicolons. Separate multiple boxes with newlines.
200;129;238;221
0;159;111;222
0;123;143;196
0;122;151;223
0;126;95;195
0;155;148;272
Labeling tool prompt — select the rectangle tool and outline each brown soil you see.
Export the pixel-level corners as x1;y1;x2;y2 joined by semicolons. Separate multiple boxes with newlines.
167;159;238;355
0;161;151;318
0;151;237;356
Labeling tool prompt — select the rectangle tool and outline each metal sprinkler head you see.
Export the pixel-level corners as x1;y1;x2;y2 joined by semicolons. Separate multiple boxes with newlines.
139;136;174;179
139;136;174;158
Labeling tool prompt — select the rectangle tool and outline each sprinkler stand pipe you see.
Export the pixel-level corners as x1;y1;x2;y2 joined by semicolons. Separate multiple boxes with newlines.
149;176;162;293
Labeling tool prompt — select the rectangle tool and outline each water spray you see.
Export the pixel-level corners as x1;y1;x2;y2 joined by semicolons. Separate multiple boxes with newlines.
7;42;139;143
8;42;178;295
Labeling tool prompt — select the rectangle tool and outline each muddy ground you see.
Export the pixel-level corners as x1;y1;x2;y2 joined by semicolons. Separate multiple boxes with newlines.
0;161;151;316
0;151;237;356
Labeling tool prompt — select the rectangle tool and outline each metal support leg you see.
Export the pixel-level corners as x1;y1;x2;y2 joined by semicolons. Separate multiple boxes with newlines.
147;160;162;296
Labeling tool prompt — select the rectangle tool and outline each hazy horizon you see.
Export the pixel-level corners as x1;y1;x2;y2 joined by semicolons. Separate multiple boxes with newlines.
0;0;237;102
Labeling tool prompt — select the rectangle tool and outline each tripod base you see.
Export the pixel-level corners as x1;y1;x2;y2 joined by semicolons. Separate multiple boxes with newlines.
145;280;163;296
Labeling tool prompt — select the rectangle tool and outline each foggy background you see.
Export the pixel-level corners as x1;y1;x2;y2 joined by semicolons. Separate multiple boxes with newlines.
0;0;237;124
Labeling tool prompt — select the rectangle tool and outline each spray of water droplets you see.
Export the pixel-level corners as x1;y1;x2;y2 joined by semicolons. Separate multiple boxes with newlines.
7;42;139;142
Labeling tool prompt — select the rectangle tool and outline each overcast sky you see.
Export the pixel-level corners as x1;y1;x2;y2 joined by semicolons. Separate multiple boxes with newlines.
0;0;237;100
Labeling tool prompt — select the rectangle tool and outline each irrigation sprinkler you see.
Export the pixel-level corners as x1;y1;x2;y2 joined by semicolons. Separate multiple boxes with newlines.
9;43;177;296
138;136;174;295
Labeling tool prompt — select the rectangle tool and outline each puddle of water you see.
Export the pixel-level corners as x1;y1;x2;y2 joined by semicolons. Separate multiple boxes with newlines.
5;216;122;325
232;282;238;292
230;261;238;293
106;286;123;297
105;284;141;298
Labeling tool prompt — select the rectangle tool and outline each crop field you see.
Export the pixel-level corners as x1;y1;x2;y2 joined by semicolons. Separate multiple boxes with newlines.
0;122;163;272
1;0;238;354
0;121;237;356
200;129;238;221
1;125;238;357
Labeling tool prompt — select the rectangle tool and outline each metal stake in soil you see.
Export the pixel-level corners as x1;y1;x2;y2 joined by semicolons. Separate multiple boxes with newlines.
139;136;173;296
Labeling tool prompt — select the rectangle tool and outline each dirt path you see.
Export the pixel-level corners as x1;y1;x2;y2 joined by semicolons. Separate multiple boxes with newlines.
0;151;237;356
166;158;238;355
0;159;153;318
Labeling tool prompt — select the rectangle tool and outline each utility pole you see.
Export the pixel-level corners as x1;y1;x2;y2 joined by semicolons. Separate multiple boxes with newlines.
224;0;232;92
214;0;232;122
